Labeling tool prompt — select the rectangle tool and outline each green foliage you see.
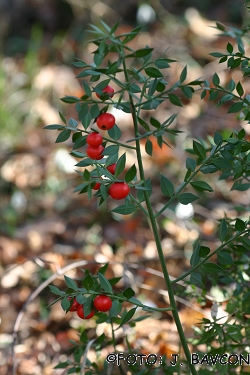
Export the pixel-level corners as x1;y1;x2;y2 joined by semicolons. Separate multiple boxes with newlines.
46;17;250;375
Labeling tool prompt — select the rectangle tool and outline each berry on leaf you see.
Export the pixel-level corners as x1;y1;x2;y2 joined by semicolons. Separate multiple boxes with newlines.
107;163;116;175
76;304;95;319
68;297;80;312
96;113;115;131
93;295;112;312
92;181;101;190
108;182;130;200
96;85;114;100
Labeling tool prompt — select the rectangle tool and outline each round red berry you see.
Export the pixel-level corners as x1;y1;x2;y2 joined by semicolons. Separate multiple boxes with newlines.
96;113;115;131
96;85;114;99
108;182;130;200
93;295;112;312
68;297;80;312
76;304;95;319
86;132;103;147
86;145;104;160
107;163;116;175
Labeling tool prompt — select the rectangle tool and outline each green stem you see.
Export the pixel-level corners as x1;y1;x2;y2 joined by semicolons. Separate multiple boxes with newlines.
121;54;198;375
172;228;249;284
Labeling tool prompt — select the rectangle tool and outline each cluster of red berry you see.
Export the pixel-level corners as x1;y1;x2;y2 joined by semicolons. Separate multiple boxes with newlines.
68;294;112;319
87;85;130;200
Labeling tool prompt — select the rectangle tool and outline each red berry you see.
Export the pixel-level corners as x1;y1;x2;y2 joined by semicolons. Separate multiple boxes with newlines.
96;85;114;99
68;297;80;312
92;182;101;190
108;182;130;200
86;132;103;147
86;145;104;160
76;304;95;319
93;295;112;312
107;163;116;175
96;113;115;131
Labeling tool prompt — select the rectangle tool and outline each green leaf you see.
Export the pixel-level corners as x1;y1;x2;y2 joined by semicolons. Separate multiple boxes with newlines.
235;218;245;231
73;135;86;150
102;145;119;156
212;73;220;86
111;204;137;215
209;90;219;101
199;246;210;257
116;153;126;175
90;104;100;119
115;101;131;113
81;112;91;130
228;79;236;92
123;287;135;299
98;272;113;294
82;81;92;98
60;96;80;104
128;297;144;307
55;129;71;143
64;276;78;290
82;274;94;290
182;86;193;99
145;138;153;156
49;285;64;296
119;307;137;327
186;157;196;172
193;140;206;159
190;181;213;192
138;117;150;131
76;294;87;304
148;78;158;96
190;272;202;286
145;67;163;78
180;65;187;83
61;296;71;311
160;174;174;197
219;219;227;242
150;116;161;128
178;193;198;205
227;102;244;113
54;361;70;369
125;164;137;183
68;118;78;128
129;83;141;93
154;58;176;69
44;124;65;130
168;94;183;107
121;25;143;44
126;47;153;58
83;296;94;317
210;52;225;58
108;124;121;141
241;236;250;250
98;263;109;275
190;241;200;267
236;82;244;97
227;42;233;53
214;132;223;145
109;300;122;318
218;252;234;265
202;263;225;273
231;182;250;191
220;94;234;103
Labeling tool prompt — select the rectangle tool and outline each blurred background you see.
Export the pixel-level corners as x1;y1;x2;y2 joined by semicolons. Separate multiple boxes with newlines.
0;1;249;374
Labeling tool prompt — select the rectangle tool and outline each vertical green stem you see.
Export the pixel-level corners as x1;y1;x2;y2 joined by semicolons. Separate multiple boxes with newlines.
122;60;198;375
